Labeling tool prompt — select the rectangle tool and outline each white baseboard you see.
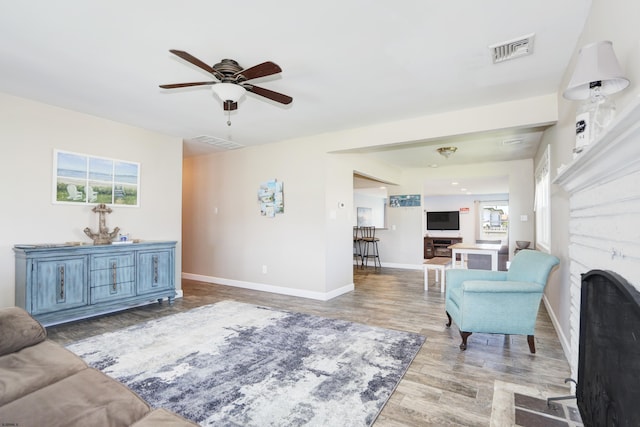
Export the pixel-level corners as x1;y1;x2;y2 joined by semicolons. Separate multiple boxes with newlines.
182;272;354;301
353;260;423;270
542;294;571;365
380;262;423;270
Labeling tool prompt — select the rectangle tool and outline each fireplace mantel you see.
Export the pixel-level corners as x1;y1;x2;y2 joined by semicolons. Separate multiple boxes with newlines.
552;93;640;386
554;94;640;192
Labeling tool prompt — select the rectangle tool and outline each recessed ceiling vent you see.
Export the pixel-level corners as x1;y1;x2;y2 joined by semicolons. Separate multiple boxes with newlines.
490;33;535;64
502;138;524;146
185;135;244;150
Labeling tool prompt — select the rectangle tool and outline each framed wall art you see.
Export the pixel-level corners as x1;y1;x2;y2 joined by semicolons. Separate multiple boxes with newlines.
258;179;284;217
357;207;372;227
389;194;421;207
53;150;140;207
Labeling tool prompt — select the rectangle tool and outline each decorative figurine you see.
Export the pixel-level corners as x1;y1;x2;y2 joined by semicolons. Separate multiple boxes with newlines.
84;204;120;245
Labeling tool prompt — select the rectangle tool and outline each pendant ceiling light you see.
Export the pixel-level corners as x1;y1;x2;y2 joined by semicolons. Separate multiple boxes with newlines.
437;147;457;159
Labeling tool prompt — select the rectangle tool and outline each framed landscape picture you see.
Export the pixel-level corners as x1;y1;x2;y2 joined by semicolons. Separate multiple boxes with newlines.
53;150;140;207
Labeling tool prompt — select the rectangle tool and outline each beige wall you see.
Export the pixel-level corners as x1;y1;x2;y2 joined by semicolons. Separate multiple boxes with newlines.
182;139;346;298
539;0;640;356
0;93;183;308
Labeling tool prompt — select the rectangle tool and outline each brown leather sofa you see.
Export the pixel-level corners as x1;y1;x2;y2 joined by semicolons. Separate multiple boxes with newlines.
0;306;198;427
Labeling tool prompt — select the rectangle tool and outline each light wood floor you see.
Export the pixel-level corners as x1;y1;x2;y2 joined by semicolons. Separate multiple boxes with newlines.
48;267;572;426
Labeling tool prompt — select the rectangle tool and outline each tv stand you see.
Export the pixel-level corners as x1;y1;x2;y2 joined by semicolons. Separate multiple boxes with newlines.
424;236;462;259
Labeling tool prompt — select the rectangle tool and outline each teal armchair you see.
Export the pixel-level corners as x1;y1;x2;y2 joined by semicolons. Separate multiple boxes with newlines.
445;250;559;353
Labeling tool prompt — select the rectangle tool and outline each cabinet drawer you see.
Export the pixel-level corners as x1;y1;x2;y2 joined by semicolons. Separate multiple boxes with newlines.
91;253;134;270
91;265;135;287
91;281;135;303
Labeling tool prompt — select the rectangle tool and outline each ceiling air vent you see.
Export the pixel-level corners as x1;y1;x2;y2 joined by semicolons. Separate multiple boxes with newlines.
185;135;244;150
502;138;524;146
490;33;535;64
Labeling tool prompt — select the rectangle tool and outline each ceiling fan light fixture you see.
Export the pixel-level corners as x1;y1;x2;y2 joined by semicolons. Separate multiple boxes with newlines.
437;146;457;159
211;82;246;102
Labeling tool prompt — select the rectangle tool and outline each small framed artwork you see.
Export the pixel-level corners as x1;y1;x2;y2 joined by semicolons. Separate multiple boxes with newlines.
258;179;284;217
357;207;372;226
389;194;421;207
53;150;140;207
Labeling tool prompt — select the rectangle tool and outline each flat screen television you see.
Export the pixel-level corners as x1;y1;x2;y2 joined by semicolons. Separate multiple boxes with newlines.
426;210;460;231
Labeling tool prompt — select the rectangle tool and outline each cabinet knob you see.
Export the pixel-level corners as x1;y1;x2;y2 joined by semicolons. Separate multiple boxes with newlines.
59;265;65;299
112;262;117;291
153;255;159;284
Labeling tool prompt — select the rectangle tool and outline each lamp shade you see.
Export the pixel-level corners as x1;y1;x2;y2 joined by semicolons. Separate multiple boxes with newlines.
563;41;629;100
211;82;246;102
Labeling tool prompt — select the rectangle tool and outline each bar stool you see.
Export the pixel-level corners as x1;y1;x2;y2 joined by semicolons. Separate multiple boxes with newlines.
353;226;363;266
360;226;381;268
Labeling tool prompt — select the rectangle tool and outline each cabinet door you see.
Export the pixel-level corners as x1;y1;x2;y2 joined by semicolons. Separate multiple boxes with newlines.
33;257;87;314
137;250;173;294
424;238;434;259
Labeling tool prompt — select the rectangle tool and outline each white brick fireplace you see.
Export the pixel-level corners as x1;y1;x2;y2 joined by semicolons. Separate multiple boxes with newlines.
554;95;640;381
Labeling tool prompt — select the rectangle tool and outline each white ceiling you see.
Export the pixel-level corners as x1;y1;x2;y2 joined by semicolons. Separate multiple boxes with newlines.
355;172;509;198
1;1;590;190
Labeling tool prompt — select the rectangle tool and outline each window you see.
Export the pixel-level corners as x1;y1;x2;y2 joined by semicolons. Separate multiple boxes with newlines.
534;145;550;251
477;201;509;241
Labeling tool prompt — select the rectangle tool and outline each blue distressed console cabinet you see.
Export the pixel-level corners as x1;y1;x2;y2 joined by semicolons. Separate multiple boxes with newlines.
14;241;176;326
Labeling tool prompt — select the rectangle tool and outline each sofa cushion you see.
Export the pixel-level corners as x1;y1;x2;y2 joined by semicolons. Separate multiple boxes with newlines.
0;339;88;406
0;368;151;427
131;408;200;426
0;307;46;356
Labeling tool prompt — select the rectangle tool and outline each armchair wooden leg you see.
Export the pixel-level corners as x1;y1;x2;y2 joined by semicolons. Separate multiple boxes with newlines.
460;331;472;350
527;335;536;353
446;311;452;328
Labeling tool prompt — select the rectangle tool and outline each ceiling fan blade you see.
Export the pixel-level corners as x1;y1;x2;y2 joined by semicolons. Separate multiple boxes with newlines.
236;61;282;81
169;49;222;79
159;81;216;89
245;85;292;105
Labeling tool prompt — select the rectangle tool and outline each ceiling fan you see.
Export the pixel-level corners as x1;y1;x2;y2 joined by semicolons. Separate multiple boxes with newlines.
159;50;293;116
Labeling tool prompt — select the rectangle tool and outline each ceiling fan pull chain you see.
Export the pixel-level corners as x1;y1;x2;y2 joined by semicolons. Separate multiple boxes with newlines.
227;108;232;126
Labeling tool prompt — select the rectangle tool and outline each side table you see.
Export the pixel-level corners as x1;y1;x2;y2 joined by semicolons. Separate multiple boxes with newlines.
424;257;452;292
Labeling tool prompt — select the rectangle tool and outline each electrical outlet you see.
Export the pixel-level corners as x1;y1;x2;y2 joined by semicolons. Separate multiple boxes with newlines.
262;265;267;274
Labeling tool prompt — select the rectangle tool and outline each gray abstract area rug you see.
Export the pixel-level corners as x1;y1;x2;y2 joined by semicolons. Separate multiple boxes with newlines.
66;300;425;426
